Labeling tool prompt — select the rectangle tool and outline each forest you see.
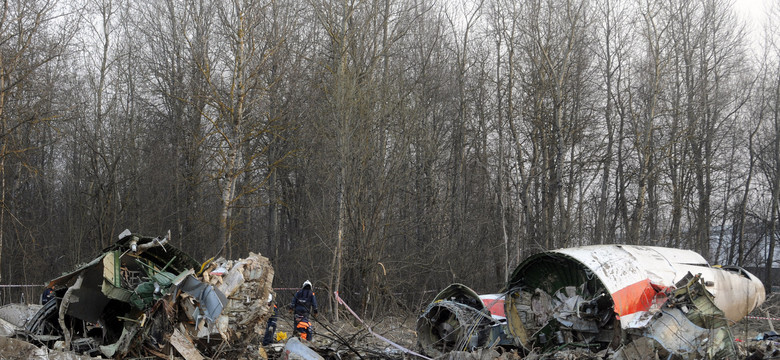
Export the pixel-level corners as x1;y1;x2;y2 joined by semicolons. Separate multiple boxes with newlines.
0;0;778;320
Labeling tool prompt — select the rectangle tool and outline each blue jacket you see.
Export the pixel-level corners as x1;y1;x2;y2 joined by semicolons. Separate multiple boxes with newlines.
290;287;318;317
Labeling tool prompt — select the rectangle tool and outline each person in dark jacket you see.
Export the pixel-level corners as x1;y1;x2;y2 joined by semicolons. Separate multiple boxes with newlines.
289;280;318;341
262;294;278;346
40;286;55;305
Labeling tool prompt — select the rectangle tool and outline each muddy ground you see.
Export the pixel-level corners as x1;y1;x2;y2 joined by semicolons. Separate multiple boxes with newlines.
0;294;777;359
263;312;419;358
0;293;776;359
264;293;780;359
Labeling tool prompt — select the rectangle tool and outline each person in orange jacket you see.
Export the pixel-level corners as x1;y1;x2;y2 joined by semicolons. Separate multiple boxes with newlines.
289;280;318;341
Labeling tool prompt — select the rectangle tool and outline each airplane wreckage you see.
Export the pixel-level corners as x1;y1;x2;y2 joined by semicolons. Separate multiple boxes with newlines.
0;235;771;360
1;229;275;359
417;245;768;359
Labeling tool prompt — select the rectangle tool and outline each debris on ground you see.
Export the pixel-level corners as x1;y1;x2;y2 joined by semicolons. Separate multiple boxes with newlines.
0;240;778;359
0;230;274;359
281;337;324;360
418;245;771;359
0;336;103;359
0;303;42;337
417;284;510;358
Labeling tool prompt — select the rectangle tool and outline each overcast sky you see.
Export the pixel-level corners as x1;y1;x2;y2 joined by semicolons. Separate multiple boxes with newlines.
733;0;770;52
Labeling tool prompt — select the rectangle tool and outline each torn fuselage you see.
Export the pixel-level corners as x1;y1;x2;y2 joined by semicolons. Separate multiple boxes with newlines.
419;245;766;358
504;245;766;356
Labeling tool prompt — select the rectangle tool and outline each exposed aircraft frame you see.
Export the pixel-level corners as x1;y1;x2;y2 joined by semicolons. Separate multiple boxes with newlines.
418;245;766;359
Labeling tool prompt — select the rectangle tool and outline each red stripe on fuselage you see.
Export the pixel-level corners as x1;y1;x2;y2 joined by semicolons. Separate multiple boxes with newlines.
611;279;661;317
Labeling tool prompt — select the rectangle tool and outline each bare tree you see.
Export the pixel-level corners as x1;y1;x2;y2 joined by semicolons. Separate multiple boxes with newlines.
0;0;77;281
306;0;448;317
755;1;780;288
188;0;283;259
592;0;633;244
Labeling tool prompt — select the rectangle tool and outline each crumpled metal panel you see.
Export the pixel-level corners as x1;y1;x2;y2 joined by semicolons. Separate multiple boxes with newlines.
23;231;274;359
644;308;711;357
618;274;738;360
180;275;227;326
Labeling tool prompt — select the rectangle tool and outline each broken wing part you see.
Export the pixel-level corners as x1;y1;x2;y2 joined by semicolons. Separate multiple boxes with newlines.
642;308;720;358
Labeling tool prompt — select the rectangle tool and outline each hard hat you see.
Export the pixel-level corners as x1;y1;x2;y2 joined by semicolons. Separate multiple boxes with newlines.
267;293;273;303
303;280;312;289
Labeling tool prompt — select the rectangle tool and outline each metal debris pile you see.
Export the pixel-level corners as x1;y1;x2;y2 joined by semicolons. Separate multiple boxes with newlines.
0;240;776;359
417;245;771;360
0;230;274;359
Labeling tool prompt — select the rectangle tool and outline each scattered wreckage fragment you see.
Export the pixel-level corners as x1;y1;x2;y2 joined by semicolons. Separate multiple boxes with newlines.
611;273;739;359
281;336;325;360
0;335;101;360
416;284;511;357
419;245;766;359
0;303;42;337
15;229;274;359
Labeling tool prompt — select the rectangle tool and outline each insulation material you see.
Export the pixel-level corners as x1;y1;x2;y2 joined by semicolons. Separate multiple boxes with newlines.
194;252;275;340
